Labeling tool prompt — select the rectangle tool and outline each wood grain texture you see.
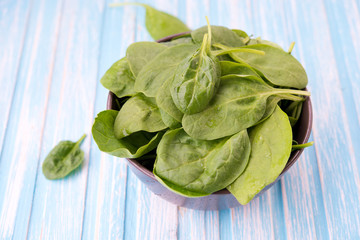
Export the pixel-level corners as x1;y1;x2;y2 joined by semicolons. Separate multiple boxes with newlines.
0;0;360;239
26;0;103;239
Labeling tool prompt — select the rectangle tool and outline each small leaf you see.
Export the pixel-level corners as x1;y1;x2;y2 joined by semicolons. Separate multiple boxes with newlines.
42;134;86;180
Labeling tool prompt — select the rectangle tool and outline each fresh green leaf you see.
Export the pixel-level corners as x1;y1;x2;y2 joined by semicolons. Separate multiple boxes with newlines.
216;44;308;89
219;61;260;77
247;37;283;50
126;42;167;77
92;110;164;158
191;25;244;47
100;58;136;98
154;128;251;197
135;43;199;97
42;134;86;180
156;78;184;122
161;36;193;47
159;109;181;129
114;94;167;139
182;75;310;140
110;3;190;40
227;106;292;205
171;25;221;114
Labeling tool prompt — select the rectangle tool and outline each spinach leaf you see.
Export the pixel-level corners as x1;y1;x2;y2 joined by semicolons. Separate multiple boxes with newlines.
219;61;260;77
110;3;190;40
161;36;193;47
156;78;184;122
171;22;221;114
100;58;136;98
159;109;181;129
42;134;86;180
284;99;304;127
232;29;249;39
247;37;283;50
227;106;292;205
182;75;309;140
216;44;308;89
153;128;251;197
114;94;167;139
135;43;199;97
191;25;244;47
92;110;164;158
126;42;167;77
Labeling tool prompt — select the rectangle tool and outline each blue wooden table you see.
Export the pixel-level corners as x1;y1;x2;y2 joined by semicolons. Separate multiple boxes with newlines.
1;0;360;239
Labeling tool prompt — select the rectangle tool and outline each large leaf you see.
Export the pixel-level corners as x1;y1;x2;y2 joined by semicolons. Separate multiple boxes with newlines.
114;94;167;139
227;106;292;205
126;42;167;77
154;128;251;197
171;33;221;114
221;44;308;89
182;75;309;140
135;43;199;97
92;110;164;158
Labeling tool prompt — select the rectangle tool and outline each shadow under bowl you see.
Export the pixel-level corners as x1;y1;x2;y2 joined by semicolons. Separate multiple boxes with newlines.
106;32;313;210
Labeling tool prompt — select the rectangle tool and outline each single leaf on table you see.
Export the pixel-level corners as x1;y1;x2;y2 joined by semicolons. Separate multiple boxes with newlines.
114;94;167;139
110;3;190;40
135;43;199;97
227;106;292;205
126;42;167;77
182;75;310;140
100;58;136;98
154;128;251;197
42;134;86;180
216;43;308;89
92;110;164;158
171;22;221;114
191;25;244;47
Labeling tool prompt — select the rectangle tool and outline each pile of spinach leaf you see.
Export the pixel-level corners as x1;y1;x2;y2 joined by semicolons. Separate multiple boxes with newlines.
92;3;313;205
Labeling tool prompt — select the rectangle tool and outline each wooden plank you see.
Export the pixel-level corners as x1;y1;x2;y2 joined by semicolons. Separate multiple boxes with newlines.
0;0;63;239
25;0;104;239
80;1;135;239
282;0;360;238
0;0;31;161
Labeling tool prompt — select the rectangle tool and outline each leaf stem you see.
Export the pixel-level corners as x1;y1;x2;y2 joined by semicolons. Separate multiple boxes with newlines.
277;89;311;96
288;42;295;54
292;141;314;151
77;134;87;145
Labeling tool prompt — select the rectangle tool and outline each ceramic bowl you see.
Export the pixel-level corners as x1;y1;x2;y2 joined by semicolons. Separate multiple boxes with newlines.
106;33;313;210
